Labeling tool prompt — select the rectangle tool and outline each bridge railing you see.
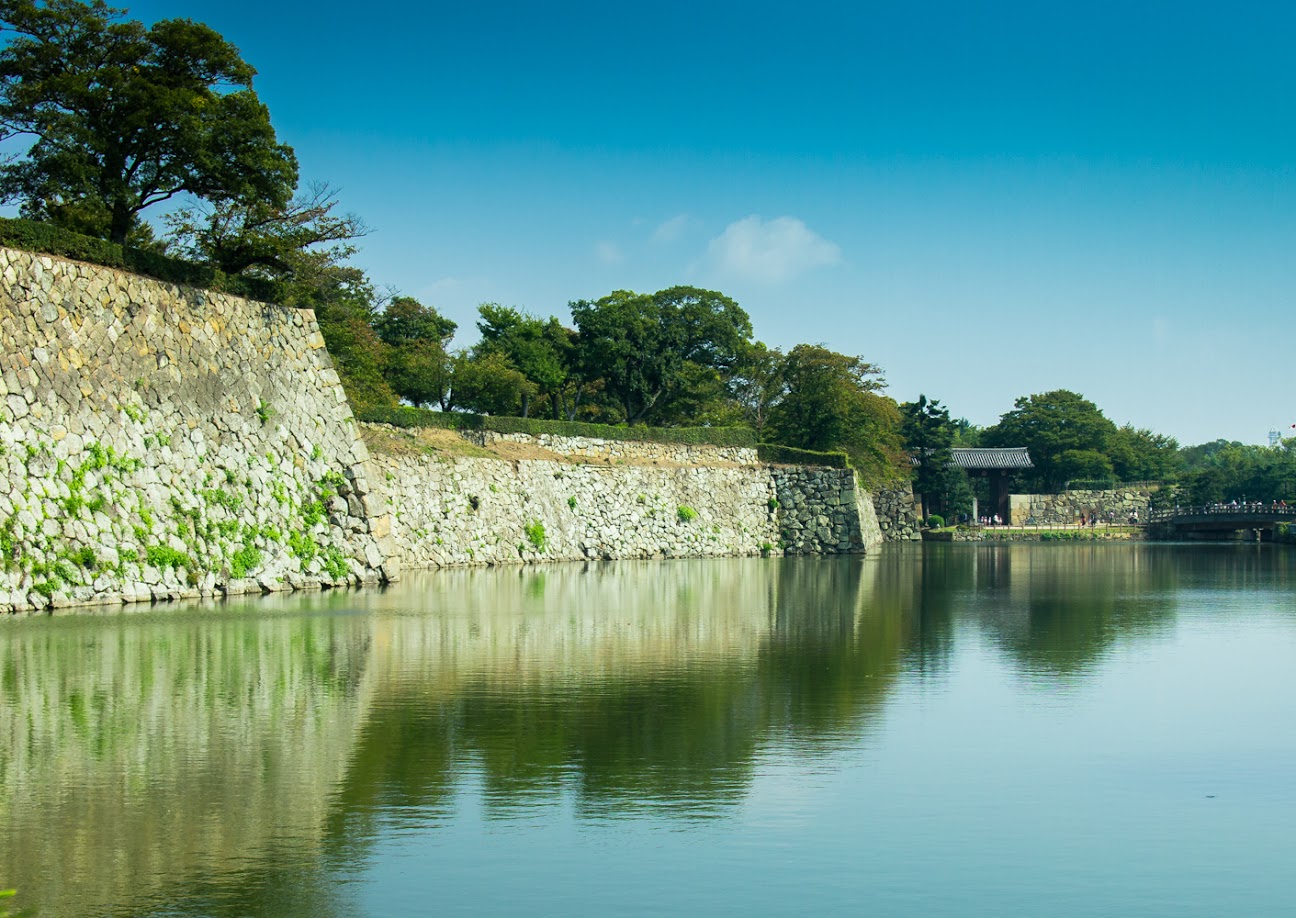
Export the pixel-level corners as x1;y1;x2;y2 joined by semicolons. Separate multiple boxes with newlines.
1146;504;1296;524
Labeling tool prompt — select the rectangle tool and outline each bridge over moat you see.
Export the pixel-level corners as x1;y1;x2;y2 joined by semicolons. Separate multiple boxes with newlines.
1146;505;1296;540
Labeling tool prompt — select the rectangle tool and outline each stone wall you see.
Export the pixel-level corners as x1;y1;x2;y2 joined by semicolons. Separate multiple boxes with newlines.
0;247;893;614
774;467;882;554
365;426;884;567
874;485;922;541
1009;488;1155;526
0;247;395;612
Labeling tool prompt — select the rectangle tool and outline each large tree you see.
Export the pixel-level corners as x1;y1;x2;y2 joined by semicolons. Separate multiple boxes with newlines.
0;0;297;244
769;344;905;484
902;394;954;507
372;296;456;409
727;341;786;436
569;285;752;425
474;304;571;418
983;389;1118;490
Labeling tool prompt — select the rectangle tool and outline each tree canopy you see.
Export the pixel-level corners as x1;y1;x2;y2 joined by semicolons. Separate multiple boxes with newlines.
0;0;297;244
569;286;752;425
983;389;1118;490
768;344;905;484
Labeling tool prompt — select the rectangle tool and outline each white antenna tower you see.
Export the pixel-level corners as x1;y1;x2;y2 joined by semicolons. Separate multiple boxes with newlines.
1270;429;1281;448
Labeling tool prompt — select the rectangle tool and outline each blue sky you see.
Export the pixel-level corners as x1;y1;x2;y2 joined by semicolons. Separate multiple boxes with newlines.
89;3;1296;442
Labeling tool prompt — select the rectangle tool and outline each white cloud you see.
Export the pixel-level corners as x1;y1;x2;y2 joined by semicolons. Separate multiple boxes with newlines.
595;241;625;265
706;215;841;283
651;214;691;244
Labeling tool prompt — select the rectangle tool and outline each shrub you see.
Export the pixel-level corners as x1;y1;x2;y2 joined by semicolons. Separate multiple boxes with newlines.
0;217;281;301
677;505;698;523
926;514;945;529
229;543;262;579
755;443;850;468
524;519;547;551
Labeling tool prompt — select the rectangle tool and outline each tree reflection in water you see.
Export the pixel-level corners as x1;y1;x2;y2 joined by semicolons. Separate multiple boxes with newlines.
1;545;1289;917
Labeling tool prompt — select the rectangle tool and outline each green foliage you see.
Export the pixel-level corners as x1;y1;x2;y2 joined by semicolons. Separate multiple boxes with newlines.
1177;439;1296;505
570;285;752;424
1040;530;1101;542
474;303;573;418
386;338;452;409
287;529;318;562
0;0;297;245
926;514;945;529
567;495;578;510
229;543;262;579
0;516;16;567
0;217;278;299
145;545;191;570
300;499;326;528
983;390;1118;491
321;545;350;579
767;344;904;484
1054;449;1115;483
755;443;850;468
902;394;954;502
1108;424;1181;482
677;505;698;523
255;400;274;425
448;350;533;416
164;180;363;283
728;341;786;435
524;519;547;552
768;497;779;511
374;295;458;346
201;487;244;513
316;470;347;499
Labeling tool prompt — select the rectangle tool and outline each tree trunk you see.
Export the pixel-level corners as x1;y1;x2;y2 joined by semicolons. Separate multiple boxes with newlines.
109;201;132;247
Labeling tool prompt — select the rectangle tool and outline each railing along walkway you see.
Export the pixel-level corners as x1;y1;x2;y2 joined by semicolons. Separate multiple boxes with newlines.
1146;504;1296;525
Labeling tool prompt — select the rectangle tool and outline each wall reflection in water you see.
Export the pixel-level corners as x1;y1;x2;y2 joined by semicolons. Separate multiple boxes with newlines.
1;545;1289;916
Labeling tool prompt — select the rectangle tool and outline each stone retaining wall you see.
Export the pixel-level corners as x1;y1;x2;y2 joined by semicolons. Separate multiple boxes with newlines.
774;467;882;554
366;427;884;566
1009;488;1155;526
874;485;922;541
0;247;894;613
0;247;395;612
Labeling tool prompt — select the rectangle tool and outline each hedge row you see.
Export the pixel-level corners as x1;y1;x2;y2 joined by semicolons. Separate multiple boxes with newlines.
754;443;850;468
0;217;281;302
356;405;761;448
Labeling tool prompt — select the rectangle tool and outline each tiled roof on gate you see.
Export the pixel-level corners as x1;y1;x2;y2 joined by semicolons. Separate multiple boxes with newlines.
910;447;1034;470
949;447;1033;469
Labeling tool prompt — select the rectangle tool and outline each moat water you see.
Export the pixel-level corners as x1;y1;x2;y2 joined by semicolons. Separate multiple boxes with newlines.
2;544;1294;917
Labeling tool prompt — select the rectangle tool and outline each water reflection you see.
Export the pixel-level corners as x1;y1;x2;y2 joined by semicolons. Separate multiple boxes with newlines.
1;545;1292;916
